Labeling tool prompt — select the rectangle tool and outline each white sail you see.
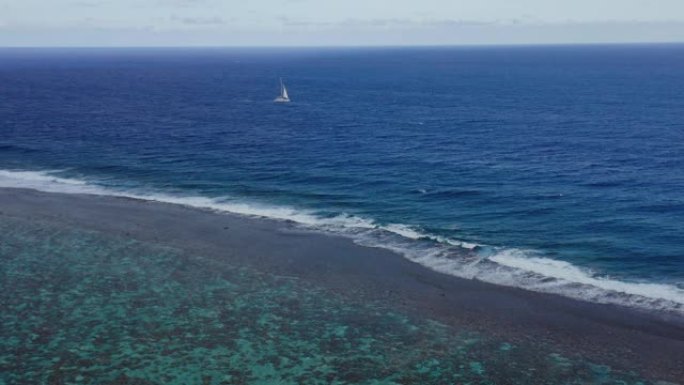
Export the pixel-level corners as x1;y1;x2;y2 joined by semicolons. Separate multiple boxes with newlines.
275;78;291;103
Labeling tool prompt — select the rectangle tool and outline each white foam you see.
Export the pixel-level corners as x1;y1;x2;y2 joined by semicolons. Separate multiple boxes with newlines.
398;245;684;313
0;169;90;188
381;223;479;250
382;223;426;240
489;249;684;307
0;169;378;231
1;168;682;315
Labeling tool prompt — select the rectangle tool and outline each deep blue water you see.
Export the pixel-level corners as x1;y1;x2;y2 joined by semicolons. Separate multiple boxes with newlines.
1;45;683;311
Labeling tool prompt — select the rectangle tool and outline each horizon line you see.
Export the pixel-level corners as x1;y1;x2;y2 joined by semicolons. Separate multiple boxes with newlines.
1;41;684;50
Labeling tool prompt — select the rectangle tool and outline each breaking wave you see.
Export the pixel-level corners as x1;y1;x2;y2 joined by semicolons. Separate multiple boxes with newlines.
1;168;682;316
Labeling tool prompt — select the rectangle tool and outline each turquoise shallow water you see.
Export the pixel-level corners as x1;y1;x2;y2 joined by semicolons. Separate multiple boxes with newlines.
0;215;661;384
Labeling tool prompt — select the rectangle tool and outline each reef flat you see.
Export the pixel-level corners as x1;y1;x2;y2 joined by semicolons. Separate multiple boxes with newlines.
0;187;682;384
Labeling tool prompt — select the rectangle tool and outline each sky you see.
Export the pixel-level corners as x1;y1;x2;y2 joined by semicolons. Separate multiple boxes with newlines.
1;0;683;46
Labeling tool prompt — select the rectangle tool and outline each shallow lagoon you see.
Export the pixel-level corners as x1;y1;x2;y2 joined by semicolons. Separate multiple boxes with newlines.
0;216;657;384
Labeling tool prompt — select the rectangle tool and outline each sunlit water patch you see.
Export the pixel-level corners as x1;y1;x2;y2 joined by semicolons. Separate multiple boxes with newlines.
0;216;658;384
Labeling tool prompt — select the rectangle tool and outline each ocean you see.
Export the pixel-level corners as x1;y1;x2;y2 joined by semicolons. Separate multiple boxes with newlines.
1;45;683;314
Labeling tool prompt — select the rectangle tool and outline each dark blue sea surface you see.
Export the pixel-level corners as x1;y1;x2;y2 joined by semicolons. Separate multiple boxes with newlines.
1;45;683;312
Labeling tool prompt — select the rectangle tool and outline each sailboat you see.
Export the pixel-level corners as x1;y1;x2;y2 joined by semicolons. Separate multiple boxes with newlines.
274;78;291;103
